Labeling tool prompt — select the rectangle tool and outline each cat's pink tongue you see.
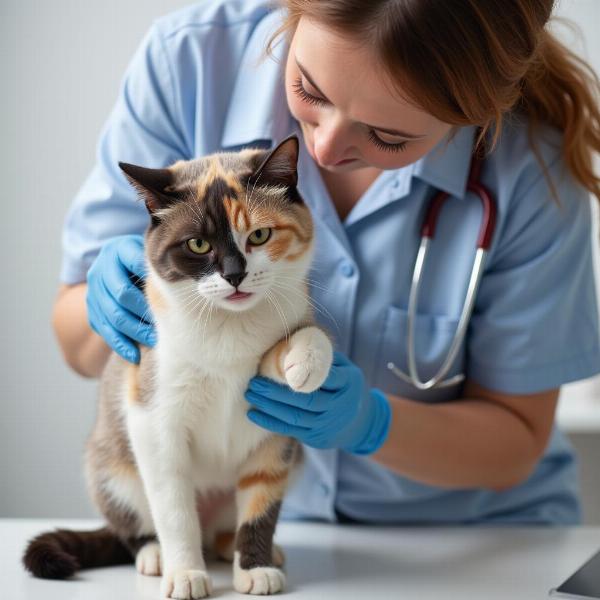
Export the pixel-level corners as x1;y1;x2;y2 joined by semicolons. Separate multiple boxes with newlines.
226;291;253;301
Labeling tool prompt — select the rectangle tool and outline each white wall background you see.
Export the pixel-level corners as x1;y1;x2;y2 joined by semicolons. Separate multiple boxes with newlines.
2;0;599;521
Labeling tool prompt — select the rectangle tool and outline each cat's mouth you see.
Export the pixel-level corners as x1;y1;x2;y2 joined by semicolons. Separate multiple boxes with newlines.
225;291;254;302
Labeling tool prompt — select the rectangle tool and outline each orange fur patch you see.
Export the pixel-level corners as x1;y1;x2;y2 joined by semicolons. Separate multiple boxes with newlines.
127;364;141;405
224;197;250;232
266;231;294;262
274;222;310;244
107;459;139;479
243;481;287;523
237;470;288;490
196;158;242;200
145;278;167;314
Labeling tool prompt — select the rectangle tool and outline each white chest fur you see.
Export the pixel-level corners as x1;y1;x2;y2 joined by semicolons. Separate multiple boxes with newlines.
148;352;271;492
129;275;309;494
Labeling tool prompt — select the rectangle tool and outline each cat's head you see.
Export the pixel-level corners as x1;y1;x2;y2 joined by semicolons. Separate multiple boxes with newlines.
119;136;314;314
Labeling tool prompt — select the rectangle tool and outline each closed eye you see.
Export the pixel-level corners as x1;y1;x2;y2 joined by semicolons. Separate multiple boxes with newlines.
292;77;408;154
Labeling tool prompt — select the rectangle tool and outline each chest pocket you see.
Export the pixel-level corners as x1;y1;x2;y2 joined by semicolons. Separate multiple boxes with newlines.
373;305;465;403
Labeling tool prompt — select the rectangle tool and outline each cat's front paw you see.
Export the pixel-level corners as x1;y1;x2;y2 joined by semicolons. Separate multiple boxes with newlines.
233;552;286;595
161;568;213;599
284;326;333;393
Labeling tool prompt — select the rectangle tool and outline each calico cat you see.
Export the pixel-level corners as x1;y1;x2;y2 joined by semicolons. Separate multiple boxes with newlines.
23;136;334;597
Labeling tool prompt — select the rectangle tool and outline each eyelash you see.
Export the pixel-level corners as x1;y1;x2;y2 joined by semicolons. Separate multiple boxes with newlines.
292;77;408;154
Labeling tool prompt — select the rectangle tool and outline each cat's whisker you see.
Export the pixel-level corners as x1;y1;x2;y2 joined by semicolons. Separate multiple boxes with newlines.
186;181;206;227
201;296;217;343
175;289;208;315
246;168;264;213
265;289;291;342
267;280;341;337
246;184;271;218
268;273;331;293
265;283;301;324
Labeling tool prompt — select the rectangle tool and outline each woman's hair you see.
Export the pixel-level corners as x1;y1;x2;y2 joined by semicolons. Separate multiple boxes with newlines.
270;0;600;203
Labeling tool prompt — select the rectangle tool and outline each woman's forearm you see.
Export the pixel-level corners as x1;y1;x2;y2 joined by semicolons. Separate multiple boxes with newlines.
370;392;539;491
52;283;112;379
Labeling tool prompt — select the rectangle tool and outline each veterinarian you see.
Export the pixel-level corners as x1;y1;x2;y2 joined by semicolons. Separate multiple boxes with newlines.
53;0;600;525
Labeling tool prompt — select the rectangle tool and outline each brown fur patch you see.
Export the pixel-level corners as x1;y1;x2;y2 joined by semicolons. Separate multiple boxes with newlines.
22;527;133;579
215;531;235;557
236;501;282;570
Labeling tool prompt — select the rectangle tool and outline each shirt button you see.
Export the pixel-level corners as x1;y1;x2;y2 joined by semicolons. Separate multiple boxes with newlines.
339;262;355;278
319;482;330;496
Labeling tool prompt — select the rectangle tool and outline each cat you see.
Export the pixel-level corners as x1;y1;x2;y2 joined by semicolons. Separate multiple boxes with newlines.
23;135;334;598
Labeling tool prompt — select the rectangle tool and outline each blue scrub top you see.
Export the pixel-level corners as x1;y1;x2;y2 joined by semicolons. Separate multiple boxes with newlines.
60;0;600;524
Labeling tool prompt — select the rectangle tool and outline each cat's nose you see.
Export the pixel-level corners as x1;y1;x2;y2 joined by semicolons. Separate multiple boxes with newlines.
223;271;247;288
222;255;247;288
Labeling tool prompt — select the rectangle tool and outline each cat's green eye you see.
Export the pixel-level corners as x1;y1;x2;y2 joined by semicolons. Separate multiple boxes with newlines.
248;228;272;246
187;239;212;254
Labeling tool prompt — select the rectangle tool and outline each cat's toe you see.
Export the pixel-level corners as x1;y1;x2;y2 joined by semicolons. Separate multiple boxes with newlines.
234;564;286;595
161;568;213;599
135;541;161;576
284;327;333;393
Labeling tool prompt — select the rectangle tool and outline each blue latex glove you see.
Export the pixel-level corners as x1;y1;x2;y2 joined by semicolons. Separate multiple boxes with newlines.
245;351;391;455
86;234;156;364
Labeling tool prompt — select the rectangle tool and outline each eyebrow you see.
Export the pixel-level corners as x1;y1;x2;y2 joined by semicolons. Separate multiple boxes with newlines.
295;58;427;140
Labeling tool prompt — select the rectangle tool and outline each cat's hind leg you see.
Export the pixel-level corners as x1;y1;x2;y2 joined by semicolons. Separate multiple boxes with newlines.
88;464;162;576
133;539;162;576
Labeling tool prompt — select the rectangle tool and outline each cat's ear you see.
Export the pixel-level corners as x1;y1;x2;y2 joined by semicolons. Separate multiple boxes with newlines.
251;135;299;188
119;162;181;218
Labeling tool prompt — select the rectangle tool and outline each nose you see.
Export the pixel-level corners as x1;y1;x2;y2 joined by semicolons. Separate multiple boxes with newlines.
221;255;247;288
312;116;350;165
223;271;247;288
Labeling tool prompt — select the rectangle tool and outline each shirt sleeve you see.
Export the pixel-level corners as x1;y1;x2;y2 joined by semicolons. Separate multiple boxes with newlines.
59;23;189;284
467;154;600;394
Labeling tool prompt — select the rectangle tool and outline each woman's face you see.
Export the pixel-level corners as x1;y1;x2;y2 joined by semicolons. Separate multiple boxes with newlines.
285;17;453;173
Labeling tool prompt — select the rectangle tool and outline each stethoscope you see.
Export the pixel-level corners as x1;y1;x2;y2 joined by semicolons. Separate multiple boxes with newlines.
387;149;498;390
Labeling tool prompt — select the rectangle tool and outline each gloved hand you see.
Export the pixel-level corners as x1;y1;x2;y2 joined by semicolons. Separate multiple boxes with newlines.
86;234;156;364
245;351;391;455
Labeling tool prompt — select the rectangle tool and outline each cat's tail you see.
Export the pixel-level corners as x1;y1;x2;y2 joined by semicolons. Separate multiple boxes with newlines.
22;526;132;579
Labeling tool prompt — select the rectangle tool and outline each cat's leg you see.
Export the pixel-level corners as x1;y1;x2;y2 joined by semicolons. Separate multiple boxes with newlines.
127;403;212;599
259;325;333;392
232;436;298;595
215;533;285;567
212;503;285;568
85;449;160;575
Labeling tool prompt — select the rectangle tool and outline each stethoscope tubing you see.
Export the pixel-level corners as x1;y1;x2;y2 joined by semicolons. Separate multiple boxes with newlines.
387;152;498;390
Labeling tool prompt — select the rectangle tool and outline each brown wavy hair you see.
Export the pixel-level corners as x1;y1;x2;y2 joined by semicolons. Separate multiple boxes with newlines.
270;0;600;204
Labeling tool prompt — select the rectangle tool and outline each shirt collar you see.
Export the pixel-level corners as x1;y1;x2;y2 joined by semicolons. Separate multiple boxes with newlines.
412;125;477;199
220;8;291;151
221;8;477;200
